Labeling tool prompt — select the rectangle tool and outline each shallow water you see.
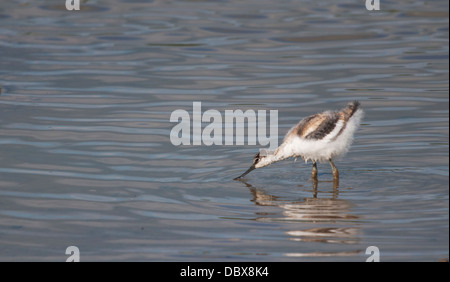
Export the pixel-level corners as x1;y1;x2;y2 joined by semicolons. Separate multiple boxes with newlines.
0;0;448;261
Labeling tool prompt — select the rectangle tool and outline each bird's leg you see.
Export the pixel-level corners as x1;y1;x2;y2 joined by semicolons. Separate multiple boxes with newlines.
328;158;339;180
332;177;339;199
312;176;318;198
312;161;318;179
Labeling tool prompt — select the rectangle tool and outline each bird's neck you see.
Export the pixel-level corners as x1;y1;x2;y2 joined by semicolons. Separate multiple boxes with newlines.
274;142;294;162
260;142;294;166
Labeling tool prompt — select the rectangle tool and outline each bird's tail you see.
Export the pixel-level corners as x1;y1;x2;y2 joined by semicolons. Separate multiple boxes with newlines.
341;101;361;121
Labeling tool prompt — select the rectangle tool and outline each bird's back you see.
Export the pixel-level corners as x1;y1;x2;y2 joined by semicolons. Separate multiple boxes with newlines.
281;101;363;162
341;101;361;122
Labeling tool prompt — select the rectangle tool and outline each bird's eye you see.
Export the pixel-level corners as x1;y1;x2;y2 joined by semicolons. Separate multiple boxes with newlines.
253;152;261;165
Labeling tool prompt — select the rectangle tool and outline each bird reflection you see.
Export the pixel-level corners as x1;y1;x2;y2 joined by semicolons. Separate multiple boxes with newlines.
237;177;361;248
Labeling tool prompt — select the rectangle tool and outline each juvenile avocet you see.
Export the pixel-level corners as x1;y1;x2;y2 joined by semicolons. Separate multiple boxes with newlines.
234;101;363;180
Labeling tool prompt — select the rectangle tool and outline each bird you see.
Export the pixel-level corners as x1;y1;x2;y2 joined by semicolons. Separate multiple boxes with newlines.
234;101;363;180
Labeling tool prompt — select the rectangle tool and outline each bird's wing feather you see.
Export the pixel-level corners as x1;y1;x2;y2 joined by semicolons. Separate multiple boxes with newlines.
290;112;341;141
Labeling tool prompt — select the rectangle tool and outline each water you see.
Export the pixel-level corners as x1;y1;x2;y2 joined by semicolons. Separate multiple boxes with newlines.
0;0;448;261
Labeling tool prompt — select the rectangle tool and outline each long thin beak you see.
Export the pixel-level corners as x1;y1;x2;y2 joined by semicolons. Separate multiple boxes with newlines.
234;164;256;180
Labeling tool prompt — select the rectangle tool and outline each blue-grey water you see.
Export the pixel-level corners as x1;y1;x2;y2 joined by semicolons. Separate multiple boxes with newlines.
0;0;448;261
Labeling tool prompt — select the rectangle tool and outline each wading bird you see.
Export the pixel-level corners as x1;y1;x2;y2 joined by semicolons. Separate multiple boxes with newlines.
234;101;363;180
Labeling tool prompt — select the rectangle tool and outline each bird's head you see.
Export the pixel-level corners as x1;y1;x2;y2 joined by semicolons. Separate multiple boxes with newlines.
234;150;274;180
253;151;273;168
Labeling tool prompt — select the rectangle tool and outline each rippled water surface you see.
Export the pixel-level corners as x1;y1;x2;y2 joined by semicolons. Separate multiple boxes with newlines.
0;0;448;261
